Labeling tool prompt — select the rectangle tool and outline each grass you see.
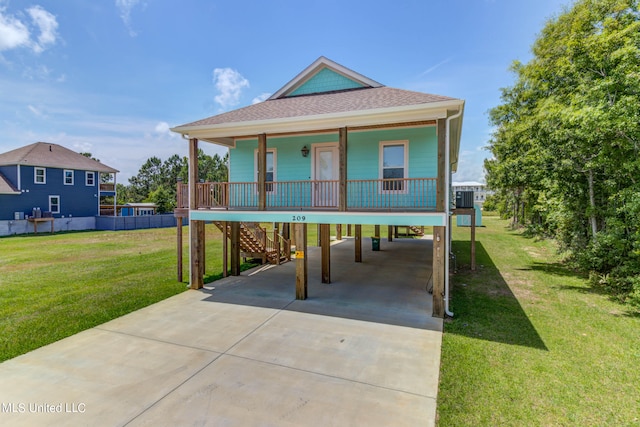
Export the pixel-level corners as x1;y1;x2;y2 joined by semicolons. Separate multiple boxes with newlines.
437;216;640;426
0;222;420;363
0;224;257;362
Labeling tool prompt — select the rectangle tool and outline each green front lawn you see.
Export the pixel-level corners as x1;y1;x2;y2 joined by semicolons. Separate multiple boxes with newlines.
0;225;244;362
438;216;640;426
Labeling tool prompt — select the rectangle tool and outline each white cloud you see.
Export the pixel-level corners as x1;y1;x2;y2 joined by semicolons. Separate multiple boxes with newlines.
213;67;249;110
0;7;31;51
27;6;58;53
0;5;58;54
252;92;271;104
115;0;142;37
153;121;177;138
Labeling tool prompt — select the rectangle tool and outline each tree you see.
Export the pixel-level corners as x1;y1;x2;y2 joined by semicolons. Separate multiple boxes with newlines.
486;0;640;305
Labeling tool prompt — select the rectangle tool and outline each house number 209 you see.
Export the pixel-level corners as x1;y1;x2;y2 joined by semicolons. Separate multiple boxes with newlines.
292;215;306;222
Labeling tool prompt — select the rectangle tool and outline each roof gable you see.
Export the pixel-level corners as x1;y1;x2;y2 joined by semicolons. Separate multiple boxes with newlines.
269;56;382;100
0;171;19;194
0;142;119;173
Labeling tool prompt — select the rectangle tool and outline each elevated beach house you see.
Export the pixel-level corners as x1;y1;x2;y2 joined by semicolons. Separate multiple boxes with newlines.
0;142;118;230
171;57;464;317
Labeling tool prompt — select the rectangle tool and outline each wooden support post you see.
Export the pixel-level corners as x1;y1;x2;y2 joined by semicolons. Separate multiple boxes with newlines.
336;224;342;240
177;216;183;282
200;220;206;278
436;119;447;212
283;223;291;260
347;224;352;236
258;133;267;211
320;223;331;283
274;222;280;265
355;224;362;263
294;223;308;299
374;224;380;237
432;226;445;318
394;226;399;238
388;225;393;242
231;221;241;276
188;138;204;289
317;224;321;247
471;210;476;271
339;127;347;212
222;221;228;277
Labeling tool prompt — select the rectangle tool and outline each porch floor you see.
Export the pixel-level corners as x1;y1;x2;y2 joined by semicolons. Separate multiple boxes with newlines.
0;237;443;426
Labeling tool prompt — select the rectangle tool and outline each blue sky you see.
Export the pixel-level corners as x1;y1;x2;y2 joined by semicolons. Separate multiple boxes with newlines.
0;0;569;183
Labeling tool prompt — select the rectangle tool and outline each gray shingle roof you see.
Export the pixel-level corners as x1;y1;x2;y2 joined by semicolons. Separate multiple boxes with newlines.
0;142;119;173
177;87;458;128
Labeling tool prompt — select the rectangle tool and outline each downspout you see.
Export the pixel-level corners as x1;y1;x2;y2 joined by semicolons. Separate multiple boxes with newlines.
445;106;463;317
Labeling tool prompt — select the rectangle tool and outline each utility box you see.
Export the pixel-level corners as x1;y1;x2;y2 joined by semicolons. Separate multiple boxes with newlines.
456;191;474;209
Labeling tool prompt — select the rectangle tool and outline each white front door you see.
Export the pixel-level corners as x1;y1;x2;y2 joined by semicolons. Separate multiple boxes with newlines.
313;144;339;207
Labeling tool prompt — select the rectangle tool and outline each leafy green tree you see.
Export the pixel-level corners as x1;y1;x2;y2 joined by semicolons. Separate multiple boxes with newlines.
486;0;640;305
147;186;174;214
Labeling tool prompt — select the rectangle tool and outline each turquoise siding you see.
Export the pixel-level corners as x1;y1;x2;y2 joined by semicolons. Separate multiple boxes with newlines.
347;127;437;179
228;126;437;209
289;68;365;97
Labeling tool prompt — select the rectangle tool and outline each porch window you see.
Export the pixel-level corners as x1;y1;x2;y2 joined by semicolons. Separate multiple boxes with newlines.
49;195;60;214
86;171;95;186
35;167;46;184
379;141;408;192
255;149;276;192
64;170;74;185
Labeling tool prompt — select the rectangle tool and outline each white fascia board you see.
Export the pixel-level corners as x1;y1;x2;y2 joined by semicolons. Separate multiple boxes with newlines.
175;99;464;144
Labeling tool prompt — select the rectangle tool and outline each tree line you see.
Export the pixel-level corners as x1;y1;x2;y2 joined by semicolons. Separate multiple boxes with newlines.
484;0;640;307
116;150;228;213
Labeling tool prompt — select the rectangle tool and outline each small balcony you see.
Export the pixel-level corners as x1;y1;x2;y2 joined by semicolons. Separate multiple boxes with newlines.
177;178;438;212
99;183;116;192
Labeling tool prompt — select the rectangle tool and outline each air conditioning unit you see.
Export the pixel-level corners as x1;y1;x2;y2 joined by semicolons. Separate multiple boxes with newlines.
456;191;474;209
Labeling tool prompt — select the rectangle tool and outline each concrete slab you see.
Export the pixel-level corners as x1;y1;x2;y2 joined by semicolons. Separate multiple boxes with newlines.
0;328;219;427
98;290;280;353
228;310;442;397
0;236;442;426
129;355;435;427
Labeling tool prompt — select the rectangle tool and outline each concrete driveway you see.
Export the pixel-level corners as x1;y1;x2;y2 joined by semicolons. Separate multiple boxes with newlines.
0;237;443;426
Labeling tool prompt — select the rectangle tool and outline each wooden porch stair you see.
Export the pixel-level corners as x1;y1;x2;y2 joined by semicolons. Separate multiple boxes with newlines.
213;221;290;264
408;225;425;236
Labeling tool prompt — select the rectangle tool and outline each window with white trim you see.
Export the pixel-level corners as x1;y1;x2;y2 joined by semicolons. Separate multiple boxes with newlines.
49;195;60;214
86;171;95;186
379;141;408;192
64;170;74;185
34;167;46;184
254;148;276;192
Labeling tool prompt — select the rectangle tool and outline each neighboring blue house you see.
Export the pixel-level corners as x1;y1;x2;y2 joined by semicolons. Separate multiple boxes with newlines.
171;57;465;317
0;142;118;221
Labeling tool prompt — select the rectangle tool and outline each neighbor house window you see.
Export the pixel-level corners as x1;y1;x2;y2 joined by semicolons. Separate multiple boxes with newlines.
254;148;276;192
34;167;46;184
379;141;408;192
64;170;74;185
86;172;95;186
49;195;60;214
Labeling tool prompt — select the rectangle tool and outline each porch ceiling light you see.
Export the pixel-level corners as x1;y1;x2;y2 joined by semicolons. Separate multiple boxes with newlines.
301;145;309;157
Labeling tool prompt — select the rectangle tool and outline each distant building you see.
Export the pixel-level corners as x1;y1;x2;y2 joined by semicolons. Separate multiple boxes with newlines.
0;142;118;221
452;181;489;207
